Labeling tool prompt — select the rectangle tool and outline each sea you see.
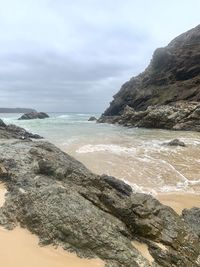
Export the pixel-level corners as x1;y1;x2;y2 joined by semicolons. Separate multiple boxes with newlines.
2;112;200;195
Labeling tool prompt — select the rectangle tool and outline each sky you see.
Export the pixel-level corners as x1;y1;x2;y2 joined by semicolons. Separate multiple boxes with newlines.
0;0;200;112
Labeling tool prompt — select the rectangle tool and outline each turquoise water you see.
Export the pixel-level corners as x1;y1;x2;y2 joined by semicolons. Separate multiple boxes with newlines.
1;112;200;194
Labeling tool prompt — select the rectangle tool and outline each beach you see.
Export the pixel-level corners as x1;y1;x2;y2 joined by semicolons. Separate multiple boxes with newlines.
157;193;200;214
0;227;104;267
0;112;200;265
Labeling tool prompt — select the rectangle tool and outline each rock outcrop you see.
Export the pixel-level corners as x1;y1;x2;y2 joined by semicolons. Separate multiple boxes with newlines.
182;208;200;237
18;112;49;120
88;116;97;121
0;126;199;266
163;139;186;147
100;25;200;131
99;102;200;131
0;119;42;139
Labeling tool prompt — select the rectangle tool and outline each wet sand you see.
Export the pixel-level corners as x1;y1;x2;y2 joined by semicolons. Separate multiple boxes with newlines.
157;193;200;214
132;241;154;263
65;144;200;215
0;227;104;267
64;132;200;196
64;139;200;215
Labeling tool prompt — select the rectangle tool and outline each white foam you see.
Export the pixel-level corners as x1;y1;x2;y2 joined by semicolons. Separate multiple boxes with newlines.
115;178;158;195
57;114;70;118
62;137;79;146
181;138;200;146
159;159;189;182
187;179;200;185
76;144;136;155
77;113;90;116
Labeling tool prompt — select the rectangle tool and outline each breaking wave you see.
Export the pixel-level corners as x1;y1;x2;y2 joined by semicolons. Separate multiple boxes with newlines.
76;144;136;155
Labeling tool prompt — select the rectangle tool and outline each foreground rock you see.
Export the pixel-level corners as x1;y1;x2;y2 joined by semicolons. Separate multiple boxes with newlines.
0;119;42;139
100;25;200;131
18;112;49;120
88;116;97;121
182;208;200;237
0;136;199;266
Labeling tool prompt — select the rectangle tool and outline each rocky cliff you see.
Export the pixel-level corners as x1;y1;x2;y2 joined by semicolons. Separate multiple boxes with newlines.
0;124;200;266
100;25;200;131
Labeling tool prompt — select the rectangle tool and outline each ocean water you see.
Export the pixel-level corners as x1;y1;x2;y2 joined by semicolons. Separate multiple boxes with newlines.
2;112;200;195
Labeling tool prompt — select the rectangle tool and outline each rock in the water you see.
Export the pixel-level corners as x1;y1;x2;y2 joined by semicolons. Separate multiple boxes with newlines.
18;112;49;120
182;207;200;237
88;116;97;121
0;138;199;266
99;101;200;131
99;25;200;132
0;119;6;127
163;139;186;147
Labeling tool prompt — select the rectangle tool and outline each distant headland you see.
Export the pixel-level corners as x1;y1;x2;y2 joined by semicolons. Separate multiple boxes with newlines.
0;108;36;113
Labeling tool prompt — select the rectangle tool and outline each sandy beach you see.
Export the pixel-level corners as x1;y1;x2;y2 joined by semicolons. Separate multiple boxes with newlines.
0;227;104;267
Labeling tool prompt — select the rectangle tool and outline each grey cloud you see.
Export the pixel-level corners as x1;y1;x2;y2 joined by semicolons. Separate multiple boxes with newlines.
0;0;200;111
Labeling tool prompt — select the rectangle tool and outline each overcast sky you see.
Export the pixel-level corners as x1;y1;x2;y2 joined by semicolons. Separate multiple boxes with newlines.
0;0;200;112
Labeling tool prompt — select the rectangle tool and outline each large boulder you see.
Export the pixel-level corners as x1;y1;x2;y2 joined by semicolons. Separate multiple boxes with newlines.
18;112;49;120
100;25;200;131
0;139;199;266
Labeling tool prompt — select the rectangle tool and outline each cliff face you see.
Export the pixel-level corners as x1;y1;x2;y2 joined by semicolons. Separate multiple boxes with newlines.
103;25;200;116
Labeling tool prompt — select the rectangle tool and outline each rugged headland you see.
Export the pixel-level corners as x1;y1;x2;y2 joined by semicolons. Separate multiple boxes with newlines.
0;120;200;266
0;108;36;113
99;25;200;131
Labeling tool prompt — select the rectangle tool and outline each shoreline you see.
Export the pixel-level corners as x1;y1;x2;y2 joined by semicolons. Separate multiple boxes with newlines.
157;192;200;215
62;146;200;216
